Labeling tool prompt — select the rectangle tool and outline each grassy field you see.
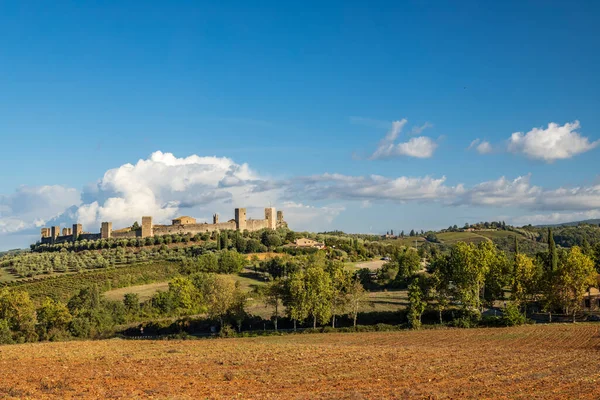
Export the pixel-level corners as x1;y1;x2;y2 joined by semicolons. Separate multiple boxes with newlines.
436;231;492;244
393;236;426;247
1;323;599;398
0;267;18;283
103;282;170;302
102;271;267;303
344;259;386;272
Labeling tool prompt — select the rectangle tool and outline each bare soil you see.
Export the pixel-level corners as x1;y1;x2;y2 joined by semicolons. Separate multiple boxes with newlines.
1;323;599;399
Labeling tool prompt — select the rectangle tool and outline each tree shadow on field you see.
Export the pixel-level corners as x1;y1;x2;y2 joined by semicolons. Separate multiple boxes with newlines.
238;270;268;283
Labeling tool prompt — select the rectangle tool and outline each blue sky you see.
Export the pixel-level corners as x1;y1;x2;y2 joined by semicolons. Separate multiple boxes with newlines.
1;1;599;249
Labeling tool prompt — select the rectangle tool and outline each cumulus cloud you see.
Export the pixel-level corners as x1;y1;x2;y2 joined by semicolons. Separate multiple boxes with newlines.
508;121;599;162
6;149;600;249
511;210;600;226
459;175;541;208
74;151;282;229
459;175;600;212
288;173;463;202
468;139;493;154
280;201;345;231
370;119;438;159
0;185;80;234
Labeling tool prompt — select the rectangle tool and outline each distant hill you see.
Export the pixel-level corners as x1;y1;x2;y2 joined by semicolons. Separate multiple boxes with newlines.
535;219;600;228
0;248;27;257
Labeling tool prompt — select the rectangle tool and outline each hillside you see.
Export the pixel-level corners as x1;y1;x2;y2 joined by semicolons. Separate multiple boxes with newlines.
1;324;599;399
536;219;600;227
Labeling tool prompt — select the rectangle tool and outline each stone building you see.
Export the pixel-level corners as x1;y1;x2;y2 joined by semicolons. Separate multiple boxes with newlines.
39;207;287;245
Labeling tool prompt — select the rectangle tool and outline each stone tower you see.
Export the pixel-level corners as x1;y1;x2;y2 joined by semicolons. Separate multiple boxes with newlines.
277;211;284;223
101;222;112;239
72;224;82;241
213;213;219;224
141;216;153;238
265;207;276;230
235;208;247;231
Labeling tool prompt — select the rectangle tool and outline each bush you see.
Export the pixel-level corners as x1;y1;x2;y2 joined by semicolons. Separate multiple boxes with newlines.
69;317;91;338
374;323;398;332
449;317;477;329
0;319;13;344
502;303;526;326
219;324;236;338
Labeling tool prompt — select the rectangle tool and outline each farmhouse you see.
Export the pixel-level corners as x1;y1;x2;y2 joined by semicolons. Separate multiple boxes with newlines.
294;238;325;249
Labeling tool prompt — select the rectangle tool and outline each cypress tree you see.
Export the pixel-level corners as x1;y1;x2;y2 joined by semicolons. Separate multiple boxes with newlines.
547;228;557;272
514;235;519;255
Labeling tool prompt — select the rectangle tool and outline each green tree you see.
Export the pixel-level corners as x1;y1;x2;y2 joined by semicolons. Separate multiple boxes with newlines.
123;293;140;314
327;261;351;328
554;246;597;322
428;263;451;324
131;221;141;231
511;253;538;317
219;231;229;250
392;247;421;280
284;255;333;329
547;228;558;273
262;279;284;331
347;278;368;328
261;231;282;249
484;248;511;307
168;277;199;314
0;288;38;342
197;274;238;328
407;276;426;329
446;242;487;316
36;298;72;340
218;250;246;273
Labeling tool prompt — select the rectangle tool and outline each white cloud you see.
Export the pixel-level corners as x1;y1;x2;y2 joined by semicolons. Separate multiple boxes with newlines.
459;175;600;212
508;121;599;162
411;122;434;135
459;175;541;207
512;210;600;226
369;119;438;159
289;173;463;202
280;201;345;231
75;151;282;229
468;139;492;154
6;149;600;249
371;136;438;159
0;185;80;234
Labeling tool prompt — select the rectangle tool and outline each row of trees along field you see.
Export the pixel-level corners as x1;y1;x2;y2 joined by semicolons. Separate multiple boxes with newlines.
7;229;398;278
2;230;596;343
31;228;388;256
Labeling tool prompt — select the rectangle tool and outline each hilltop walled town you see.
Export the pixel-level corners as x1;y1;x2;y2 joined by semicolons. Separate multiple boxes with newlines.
40;207;287;245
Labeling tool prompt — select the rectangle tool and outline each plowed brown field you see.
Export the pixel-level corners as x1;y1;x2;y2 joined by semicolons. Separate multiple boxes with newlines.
1;324;599;399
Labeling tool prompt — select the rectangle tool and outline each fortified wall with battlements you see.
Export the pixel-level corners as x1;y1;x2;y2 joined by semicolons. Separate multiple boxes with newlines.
39;207;287;245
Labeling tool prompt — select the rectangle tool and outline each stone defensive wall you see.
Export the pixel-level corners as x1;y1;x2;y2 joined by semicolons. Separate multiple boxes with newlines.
153;221;237;235
38;207;286;245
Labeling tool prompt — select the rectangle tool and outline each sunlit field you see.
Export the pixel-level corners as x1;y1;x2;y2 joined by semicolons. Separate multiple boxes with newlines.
1;323;599;399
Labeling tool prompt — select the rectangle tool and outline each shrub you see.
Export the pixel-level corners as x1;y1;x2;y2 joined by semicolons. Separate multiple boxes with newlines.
502;303;526;326
0;319;13;344
219;324;236;338
450;317;477;329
